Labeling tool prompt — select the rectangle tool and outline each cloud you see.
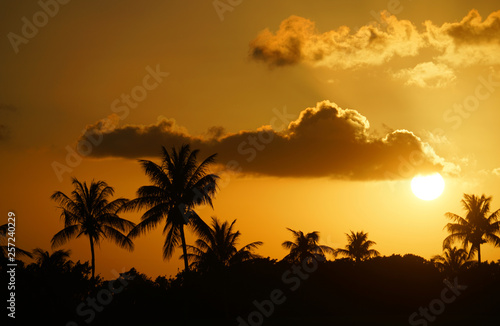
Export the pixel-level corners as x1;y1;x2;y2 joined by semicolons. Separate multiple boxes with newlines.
250;10;500;73
393;62;456;88
425;9;500;66
78;101;456;180
249;12;425;69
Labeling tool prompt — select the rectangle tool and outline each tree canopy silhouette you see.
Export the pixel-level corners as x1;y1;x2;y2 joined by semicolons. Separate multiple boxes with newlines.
183;217;262;273
431;243;473;277
282;228;334;263
51;178;135;280
125;144;219;272
444;194;500;264
335;230;380;263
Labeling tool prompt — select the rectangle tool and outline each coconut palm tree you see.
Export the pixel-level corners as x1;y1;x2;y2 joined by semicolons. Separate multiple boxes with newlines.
336;231;380;263
282;228;335;263
0;223;32;259
51;178;135;280
32;248;73;273
125;144;219;272
444;194;500;264
183;217;262;272
431;244;473;276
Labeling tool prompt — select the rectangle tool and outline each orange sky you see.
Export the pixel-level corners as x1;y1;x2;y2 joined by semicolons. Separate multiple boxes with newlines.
1;0;500;279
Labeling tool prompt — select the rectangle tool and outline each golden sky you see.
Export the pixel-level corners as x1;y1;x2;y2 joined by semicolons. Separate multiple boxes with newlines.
1;0;500;279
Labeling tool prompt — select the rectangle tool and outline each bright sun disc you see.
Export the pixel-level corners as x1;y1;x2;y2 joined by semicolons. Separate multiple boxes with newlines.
411;173;445;201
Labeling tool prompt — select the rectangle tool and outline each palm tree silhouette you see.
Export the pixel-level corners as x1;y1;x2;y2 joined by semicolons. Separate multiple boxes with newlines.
431;244;473;276
125;144;219;272
183;217;262;272
335;231;380;263
444;194;500;264
0;223;32;259
282;228;334;263
32;248;73;273
51;178;135;280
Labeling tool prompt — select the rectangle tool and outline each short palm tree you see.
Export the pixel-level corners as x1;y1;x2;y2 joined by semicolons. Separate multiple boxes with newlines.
336;231;380;263
125;144;219;272
51;178;135;280
0;223;32;259
444;194;500;264
32;248;73;273
183;217;262;272
282;228;334;263
431;244;473;276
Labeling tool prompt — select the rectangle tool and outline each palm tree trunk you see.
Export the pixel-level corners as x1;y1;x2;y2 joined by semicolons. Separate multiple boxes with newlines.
477;244;481;265
89;236;96;281
179;225;190;272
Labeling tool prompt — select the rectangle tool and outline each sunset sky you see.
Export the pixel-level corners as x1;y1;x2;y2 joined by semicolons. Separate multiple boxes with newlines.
1;0;500;279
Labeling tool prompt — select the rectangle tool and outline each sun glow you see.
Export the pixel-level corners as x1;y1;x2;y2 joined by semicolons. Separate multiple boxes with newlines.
411;173;445;201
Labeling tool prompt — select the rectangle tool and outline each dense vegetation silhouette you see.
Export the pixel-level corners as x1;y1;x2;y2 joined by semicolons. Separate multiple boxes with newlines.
3;145;500;325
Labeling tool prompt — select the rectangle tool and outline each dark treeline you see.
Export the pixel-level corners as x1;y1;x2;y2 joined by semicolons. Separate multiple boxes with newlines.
2;254;500;325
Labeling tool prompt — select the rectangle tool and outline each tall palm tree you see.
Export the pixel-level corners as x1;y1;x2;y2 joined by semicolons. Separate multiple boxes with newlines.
51;178;135;280
183;217;262;272
336;231;380;263
125;144;219;272
282;228;334;263
444;194;500;264
431;244;473;276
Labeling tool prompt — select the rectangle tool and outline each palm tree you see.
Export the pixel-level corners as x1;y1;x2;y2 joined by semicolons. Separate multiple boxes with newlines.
32;248;73;273
282;228;335;263
431;244;473;276
336;231;380;263
125;144;219;272
183;217;262;272
0;223;32;259
444;194;500;264
51;178;135;280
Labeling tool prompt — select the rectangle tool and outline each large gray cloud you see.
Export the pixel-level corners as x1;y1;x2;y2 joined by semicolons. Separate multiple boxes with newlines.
77;101;456;180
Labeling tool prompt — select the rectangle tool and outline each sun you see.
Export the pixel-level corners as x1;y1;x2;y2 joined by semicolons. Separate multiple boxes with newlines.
411;173;445;201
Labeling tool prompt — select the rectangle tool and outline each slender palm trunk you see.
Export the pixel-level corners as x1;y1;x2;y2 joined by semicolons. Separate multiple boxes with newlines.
477;244;481;265
89;236;96;281
179;225;190;272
